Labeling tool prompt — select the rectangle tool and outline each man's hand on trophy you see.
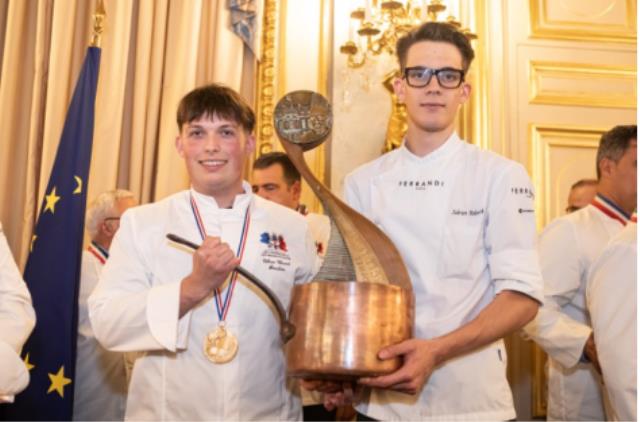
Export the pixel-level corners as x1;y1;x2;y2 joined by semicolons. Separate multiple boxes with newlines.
323;385;355;411
300;380;358;410
358;338;441;395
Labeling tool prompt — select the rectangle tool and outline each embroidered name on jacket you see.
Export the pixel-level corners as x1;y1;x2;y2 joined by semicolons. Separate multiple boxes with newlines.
451;208;484;216
260;232;291;271
397;179;445;190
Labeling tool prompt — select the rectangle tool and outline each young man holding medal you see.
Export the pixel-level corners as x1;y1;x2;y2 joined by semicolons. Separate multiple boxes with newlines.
89;84;320;420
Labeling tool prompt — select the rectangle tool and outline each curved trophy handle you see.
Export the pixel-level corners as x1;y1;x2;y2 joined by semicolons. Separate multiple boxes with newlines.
166;234;296;343
273;91;413;295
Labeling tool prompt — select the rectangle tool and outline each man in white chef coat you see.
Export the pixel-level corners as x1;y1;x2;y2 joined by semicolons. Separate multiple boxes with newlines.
252;152;330;258
252;151;333;421
88;84;319;420
587;222;637;422
524;124;637;420
73;189;136;421
0;222;36;403
311;22;543;421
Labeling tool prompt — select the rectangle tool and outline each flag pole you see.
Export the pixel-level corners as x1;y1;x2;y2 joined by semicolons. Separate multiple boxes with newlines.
90;0;106;48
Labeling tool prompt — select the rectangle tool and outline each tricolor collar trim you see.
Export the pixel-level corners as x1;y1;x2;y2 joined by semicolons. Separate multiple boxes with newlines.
88;241;108;264
591;194;634;226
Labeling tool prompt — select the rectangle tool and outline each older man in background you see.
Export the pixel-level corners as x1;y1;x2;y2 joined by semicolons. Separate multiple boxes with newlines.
252;152;330;258
73;190;137;421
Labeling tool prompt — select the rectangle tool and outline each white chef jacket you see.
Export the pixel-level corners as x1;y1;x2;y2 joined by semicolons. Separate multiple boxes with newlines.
344;134;543;421
523;194;632;420
587;223;636;422
305;212;330;258
299;211;330;407
73;245;127;420
0;222;36;402
89;184;319;421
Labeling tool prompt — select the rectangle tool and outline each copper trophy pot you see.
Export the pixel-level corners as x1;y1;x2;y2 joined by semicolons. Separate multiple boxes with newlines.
287;281;412;379
273;91;415;380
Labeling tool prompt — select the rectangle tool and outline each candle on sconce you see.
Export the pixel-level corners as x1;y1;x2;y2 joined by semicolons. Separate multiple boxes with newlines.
421;0;428;21
364;0;372;21
349;15;355;41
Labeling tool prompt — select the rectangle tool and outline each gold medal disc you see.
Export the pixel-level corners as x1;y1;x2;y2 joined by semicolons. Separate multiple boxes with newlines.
204;326;238;364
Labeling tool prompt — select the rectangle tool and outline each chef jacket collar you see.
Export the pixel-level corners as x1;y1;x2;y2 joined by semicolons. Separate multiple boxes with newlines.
399;132;463;165
189;181;253;216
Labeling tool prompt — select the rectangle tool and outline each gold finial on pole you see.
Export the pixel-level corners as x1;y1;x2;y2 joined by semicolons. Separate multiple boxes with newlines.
90;0;106;47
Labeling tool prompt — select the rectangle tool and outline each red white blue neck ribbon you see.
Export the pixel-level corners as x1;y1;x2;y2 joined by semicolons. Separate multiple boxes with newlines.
189;193;251;321
591;194;636;226
88;241;108;265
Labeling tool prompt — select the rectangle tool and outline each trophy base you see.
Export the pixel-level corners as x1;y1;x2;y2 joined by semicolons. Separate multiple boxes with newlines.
285;281;412;381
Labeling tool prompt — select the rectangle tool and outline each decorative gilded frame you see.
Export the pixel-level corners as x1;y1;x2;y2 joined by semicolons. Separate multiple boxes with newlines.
529;60;637;109
529;0;637;44
529;124;606;229
255;0;279;157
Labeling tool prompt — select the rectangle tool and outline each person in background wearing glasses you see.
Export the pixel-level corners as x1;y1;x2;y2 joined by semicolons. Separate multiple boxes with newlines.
307;22;544;420
73;189;137;421
566;178;597;214
524;125;637;421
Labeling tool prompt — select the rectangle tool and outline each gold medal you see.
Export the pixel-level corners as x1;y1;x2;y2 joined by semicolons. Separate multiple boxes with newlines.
190;195;249;365
204;324;238;364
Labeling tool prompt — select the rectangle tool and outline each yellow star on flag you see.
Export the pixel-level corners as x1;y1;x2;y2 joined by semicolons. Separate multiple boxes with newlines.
47;365;72;398
43;187;61;214
30;235;37;252
23;353;35;371
73;176;82;195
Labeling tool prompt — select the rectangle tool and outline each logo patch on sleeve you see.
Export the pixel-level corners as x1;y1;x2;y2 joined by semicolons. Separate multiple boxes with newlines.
259;232;291;271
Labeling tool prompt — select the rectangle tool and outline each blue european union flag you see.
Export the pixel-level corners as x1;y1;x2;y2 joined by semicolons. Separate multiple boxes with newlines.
1;47;101;421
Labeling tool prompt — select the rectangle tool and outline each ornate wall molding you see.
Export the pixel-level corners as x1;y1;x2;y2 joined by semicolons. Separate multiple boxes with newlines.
529;124;605;229
529;60;637;108
529;0;636;43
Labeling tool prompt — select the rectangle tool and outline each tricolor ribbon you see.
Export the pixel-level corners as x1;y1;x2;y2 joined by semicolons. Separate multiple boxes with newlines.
189;193;251;321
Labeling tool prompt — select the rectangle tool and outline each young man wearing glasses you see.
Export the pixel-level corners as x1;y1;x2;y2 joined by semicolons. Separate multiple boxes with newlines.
340;22;543;420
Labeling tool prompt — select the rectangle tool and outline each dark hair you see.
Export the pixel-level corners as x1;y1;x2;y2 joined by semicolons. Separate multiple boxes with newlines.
176;84;255;132
396;22;475;73
570;178;597;190
252;152;301;186
596;125;637;179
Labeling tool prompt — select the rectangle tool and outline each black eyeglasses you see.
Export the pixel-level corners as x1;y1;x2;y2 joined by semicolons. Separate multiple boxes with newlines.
403;66;465;89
